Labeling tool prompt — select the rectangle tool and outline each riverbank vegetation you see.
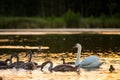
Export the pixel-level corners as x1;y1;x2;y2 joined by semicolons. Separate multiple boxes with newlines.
0;11;120;28
0;0;119;28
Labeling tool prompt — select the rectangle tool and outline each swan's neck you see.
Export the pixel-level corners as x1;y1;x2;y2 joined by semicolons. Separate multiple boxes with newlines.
62;58;65;64
75;46;81;66
16;56;19;63
41;61;53;72
28;53;32;62
48;61;53;72
10;55;19;64
10;57;12;64
15;56;20;68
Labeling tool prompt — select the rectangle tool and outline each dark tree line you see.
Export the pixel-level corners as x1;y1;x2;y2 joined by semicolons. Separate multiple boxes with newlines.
0;0;119;17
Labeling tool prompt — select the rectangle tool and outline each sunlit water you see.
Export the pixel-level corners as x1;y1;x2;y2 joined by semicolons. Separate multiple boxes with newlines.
0;30;120;80
0;53;120;80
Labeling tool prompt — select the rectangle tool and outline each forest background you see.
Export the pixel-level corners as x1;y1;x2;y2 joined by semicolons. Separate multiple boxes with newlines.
0;0;120;28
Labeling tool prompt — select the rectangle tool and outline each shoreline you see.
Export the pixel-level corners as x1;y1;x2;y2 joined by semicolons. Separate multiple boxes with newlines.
0;29;120;35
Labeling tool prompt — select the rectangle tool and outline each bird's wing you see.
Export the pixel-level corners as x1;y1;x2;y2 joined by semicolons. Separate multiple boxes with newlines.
80;61;103;68
80;56;99;66
53;64;74;71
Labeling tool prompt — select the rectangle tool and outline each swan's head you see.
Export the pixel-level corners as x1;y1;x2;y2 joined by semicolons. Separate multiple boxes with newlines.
74;43;82;49
26;50;33;54
11;53;18;59
25;50;33;57
10;53;19;64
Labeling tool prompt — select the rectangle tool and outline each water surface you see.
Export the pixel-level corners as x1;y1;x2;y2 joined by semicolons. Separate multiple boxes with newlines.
0;53;120;80
0;29;120;80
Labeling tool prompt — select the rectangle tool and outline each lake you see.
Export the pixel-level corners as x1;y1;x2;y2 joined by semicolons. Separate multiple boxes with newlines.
0;53;120;80
0;29;120;80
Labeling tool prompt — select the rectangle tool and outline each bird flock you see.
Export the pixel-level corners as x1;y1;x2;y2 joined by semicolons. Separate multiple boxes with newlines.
0;43;115;74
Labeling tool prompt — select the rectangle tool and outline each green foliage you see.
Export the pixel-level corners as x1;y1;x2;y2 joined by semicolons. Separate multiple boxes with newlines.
63;10;81;28
52;18;65;28
111;13;120;19
0;17;48;28
0;16;120;28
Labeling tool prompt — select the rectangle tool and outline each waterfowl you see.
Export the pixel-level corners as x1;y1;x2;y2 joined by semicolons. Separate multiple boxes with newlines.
109;65;115;73
23;62;37;70
25;50;37;65
0;58;10;66
40;60;79;73
0;58;10;69
38;46;42;52
25;50;34;62
23;50;38;70
61;56;75;65
9;53;25;69
74;43;103;69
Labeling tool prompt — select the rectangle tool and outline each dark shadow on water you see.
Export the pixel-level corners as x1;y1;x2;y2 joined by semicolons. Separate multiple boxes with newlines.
82;68;100;71
0;34;120;53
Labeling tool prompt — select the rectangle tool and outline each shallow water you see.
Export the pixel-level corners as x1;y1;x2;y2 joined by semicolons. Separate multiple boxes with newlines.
0;53;120;80
0;62;120;80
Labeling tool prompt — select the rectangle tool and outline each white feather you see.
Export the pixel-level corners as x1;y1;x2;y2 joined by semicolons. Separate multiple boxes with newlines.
75;43;103;68
80;56;99;66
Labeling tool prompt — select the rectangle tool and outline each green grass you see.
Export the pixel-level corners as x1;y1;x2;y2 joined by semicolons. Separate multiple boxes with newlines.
0;16;120;28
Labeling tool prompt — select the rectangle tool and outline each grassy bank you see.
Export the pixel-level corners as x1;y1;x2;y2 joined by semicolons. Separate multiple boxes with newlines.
0;16;120;28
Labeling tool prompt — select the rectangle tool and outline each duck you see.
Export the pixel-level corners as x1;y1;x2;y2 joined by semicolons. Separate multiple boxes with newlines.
74;43;103;69
109;65;115;73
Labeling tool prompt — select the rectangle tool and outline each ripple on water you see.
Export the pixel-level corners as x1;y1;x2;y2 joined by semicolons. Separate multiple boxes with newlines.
0;58;120;80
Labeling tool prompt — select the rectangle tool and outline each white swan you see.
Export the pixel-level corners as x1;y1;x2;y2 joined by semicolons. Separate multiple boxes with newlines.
74;43;103;68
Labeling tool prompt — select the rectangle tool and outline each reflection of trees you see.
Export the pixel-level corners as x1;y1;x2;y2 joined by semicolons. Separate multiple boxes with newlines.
0;34;120;53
